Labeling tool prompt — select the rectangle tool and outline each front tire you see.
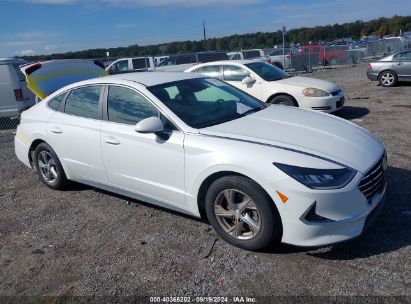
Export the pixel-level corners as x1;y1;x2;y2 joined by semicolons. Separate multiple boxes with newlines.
33;143;69;190
379;70;398;87
205;175;282;251
269;95;297;107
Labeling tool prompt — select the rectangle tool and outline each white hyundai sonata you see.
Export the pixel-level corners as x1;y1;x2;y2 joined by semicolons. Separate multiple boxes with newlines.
185;60;345;113
15;72;386;251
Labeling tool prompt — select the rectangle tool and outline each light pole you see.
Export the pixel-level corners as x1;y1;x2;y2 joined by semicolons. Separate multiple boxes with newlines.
282;26;286;69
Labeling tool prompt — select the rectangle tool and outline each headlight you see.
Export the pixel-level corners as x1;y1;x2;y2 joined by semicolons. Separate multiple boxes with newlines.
274;163;356;189
302;88;330;97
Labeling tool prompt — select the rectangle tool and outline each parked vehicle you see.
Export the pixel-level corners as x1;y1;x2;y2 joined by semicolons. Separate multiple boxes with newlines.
367;50;411;87
293;44;346;68
268;49;291;70
106;57;155;74
185;60;345;113
16;68;386;250
228;49;267;61
0;58;36;118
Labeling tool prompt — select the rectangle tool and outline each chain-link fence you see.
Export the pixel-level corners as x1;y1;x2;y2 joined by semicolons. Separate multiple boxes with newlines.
1;37;411;133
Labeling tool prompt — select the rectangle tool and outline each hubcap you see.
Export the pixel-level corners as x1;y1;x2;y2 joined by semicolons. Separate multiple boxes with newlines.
381;73;394;86
37;151;58;184
214;189;261;240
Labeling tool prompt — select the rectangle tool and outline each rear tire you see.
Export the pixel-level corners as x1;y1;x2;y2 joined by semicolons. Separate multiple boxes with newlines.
269;95;297;107
33;143;69;190
378;70;398;87
205;175;282;251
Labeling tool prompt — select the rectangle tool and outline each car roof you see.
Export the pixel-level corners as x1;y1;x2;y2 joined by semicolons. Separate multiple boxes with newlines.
84;71;204;87
0;58;27;65
195;60;258;65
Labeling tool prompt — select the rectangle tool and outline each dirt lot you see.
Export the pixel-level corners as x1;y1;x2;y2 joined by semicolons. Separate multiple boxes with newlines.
0;63;410;301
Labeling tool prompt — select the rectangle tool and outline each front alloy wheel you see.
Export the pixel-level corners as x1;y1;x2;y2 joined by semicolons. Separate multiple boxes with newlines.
214;189;261;240
205;175;282;251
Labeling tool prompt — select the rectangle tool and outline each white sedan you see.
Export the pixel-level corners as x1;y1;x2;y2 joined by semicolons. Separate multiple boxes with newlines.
15;72;386;250
185;60;345;113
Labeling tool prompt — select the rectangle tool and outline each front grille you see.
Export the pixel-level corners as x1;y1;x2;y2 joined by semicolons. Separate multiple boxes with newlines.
331;89;342;96
358;155;387;203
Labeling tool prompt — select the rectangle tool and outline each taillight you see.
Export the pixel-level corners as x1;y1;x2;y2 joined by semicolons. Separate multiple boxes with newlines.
14;89;23;101
368;63;372;70
25;63;42;75
267;58;272;64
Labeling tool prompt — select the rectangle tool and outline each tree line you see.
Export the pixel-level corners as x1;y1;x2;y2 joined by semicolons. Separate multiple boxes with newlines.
21;15;411;61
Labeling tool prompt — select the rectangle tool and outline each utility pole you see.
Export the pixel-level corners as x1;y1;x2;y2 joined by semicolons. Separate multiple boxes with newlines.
282;26;286;69
203;20;207;51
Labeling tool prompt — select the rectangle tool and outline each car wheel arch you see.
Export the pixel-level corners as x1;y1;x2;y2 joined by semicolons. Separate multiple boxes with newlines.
378;69;397;79
196;170;283;221
267;93;299;106
28;139;70;179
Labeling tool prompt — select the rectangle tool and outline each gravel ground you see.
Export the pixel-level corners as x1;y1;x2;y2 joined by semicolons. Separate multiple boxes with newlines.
0;63;410;301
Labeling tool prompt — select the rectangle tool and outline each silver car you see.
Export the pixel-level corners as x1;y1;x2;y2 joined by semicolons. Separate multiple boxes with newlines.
367;50;411;87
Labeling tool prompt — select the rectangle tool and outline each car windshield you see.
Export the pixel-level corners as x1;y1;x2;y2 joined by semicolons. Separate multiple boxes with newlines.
147;77;266;129
245;61;291;81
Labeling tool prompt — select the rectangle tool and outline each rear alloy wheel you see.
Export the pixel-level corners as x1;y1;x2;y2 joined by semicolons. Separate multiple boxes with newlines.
379;71;397;87
205;175;282;251
34;143;68;190
269;95;297;107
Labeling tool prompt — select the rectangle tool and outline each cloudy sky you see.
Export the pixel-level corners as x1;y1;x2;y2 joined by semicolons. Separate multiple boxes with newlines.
1;0;410;57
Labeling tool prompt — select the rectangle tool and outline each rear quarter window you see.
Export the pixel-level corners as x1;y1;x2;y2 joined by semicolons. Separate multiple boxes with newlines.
47;94;66;111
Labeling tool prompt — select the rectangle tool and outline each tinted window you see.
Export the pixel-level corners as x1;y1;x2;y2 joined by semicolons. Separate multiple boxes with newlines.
107;86;158;125
223;65;250;81
394;51;411;61
245;62;290;81
197;65;220;78
65;86;101;119
110;60;128;73
132;58;150;70
48;94;65;111
243;50;261;59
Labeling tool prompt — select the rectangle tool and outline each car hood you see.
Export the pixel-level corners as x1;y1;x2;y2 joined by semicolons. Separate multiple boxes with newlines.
199;106;383;173
277;76;340;93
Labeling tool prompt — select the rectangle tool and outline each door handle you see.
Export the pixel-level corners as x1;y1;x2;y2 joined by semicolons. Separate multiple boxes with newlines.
50;127;63;134
397;62;404;65
104;137;121;145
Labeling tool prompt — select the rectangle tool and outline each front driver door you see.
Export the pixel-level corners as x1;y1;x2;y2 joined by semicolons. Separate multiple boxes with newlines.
222;65;263;101
100;85;186;207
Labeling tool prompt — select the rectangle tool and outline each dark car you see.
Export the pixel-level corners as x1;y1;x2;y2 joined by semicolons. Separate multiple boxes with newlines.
367;50;411;87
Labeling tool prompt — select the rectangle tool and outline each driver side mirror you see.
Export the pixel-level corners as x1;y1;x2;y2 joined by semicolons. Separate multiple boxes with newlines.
135;117;169;140
242;76;256;85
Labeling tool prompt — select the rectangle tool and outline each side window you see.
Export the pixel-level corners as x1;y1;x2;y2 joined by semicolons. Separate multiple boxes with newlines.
132;58;149;70
394;51;411;61
107;86;158;125
47;93;65;111
65;86;101;119
223;65;250;81
197;65;220;78
110;60;128;73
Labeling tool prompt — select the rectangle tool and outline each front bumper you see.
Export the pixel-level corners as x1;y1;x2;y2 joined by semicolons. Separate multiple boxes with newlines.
299;93;345;113
272;172;386;247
